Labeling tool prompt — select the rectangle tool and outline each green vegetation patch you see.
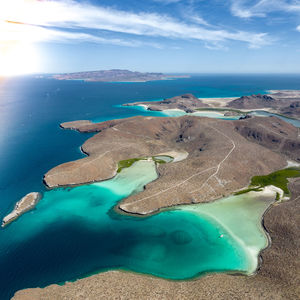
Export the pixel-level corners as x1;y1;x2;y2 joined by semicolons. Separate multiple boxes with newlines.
195;107;247;114
152;157;167;164
117;155;174;173
234;187;263;195
152;155;174;164
235;168;300;197
117;157;146;173
250;168;300;195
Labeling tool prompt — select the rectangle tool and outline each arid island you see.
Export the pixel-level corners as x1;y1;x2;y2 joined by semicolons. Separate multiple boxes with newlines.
52;69;189;82
2;192;41;227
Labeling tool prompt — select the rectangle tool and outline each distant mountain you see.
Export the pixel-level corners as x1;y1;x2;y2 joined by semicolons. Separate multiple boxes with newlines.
225;92;300;118
52;69;189;82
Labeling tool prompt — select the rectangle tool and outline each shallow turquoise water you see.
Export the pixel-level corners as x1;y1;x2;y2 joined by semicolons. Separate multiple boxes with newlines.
119;105;241;120
0;161;249;299
251;110;300;127
154;155;173;163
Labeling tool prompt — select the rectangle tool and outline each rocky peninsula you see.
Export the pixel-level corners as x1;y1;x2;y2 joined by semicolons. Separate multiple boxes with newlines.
43;115;300;215
2;192;41;227
124;93;209;113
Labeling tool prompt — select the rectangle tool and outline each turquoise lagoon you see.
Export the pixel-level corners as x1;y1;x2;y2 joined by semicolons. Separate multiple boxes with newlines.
0;160;275;299
117;104;242;120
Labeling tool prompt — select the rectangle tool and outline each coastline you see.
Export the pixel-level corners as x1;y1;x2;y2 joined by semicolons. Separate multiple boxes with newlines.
9;127;300;299
129;103;300;126
6;92;300;298
2;73;300;300
122;90;300;122
3;135;289;277
179;186;281;274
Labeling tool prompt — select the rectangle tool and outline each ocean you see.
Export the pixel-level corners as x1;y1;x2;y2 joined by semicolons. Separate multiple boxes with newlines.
0;74;300;299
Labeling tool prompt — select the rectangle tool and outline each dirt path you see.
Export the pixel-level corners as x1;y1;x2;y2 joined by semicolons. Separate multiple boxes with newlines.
121;125;236;209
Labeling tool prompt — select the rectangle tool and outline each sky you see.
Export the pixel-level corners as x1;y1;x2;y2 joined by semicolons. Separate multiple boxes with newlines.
1;0;300;75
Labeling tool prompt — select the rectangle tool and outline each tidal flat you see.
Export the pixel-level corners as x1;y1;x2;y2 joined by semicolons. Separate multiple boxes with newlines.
178;187;279;275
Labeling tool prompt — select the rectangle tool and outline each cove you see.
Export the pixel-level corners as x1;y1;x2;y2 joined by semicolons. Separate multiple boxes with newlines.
0;160;276;299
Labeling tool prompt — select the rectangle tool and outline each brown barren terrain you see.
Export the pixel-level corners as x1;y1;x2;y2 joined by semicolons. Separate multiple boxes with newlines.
124;93;209;112
52;69;190;82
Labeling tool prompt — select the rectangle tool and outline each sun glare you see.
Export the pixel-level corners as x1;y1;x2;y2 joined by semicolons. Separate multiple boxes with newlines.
0;42;39;76
0;1;41;77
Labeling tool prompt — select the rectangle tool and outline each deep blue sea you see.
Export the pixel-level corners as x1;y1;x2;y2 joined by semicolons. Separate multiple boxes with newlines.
1;74;300;299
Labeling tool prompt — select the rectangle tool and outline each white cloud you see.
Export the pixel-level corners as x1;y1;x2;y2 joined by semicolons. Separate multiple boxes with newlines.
231;1;264;18
190;15;211;26
0;21;163;49
0;0;271;48
231;0;300;19
204;41;229;51
296;25;300;31
153;0;183;3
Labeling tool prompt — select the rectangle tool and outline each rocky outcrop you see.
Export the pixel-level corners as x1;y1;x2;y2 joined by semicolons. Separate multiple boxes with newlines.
226;91;300;119
60;118;126;133
227;94;276;109
2;192;41;227
124;93;209;112
60;120;94;131
289;101;300;109
234;116;300;161
238;114;251;120
279;101;300;118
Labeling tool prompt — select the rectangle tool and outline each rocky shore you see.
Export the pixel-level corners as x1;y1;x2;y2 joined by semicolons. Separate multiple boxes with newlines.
60;120;94;130
2;192;41;227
